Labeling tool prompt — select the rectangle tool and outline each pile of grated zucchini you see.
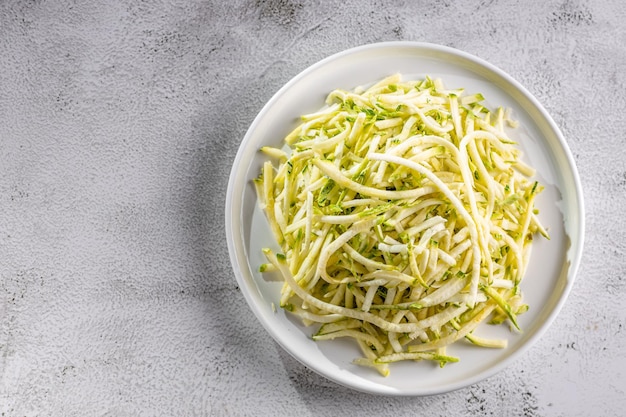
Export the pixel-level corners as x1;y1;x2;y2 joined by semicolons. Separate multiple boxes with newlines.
256;74;548;376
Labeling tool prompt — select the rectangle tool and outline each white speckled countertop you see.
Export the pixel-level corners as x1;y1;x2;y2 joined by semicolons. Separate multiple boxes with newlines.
1;1;625;416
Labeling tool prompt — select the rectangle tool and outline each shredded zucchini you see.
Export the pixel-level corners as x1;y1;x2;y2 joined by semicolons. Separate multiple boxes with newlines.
257;74;548;375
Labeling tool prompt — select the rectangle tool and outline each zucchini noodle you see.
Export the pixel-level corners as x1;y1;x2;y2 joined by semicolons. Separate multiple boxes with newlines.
256;74;548;376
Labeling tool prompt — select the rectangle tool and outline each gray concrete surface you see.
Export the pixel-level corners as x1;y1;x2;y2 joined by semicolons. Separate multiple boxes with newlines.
1;0;625;416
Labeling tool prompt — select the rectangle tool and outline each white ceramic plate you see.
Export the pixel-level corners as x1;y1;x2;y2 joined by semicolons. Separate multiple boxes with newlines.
225;42;584;396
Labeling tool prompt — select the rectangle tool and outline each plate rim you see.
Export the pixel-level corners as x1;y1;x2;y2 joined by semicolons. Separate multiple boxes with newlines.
225;41;585;396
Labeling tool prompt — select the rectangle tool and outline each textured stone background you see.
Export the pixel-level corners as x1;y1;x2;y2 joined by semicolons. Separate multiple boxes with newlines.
1;0;625;416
